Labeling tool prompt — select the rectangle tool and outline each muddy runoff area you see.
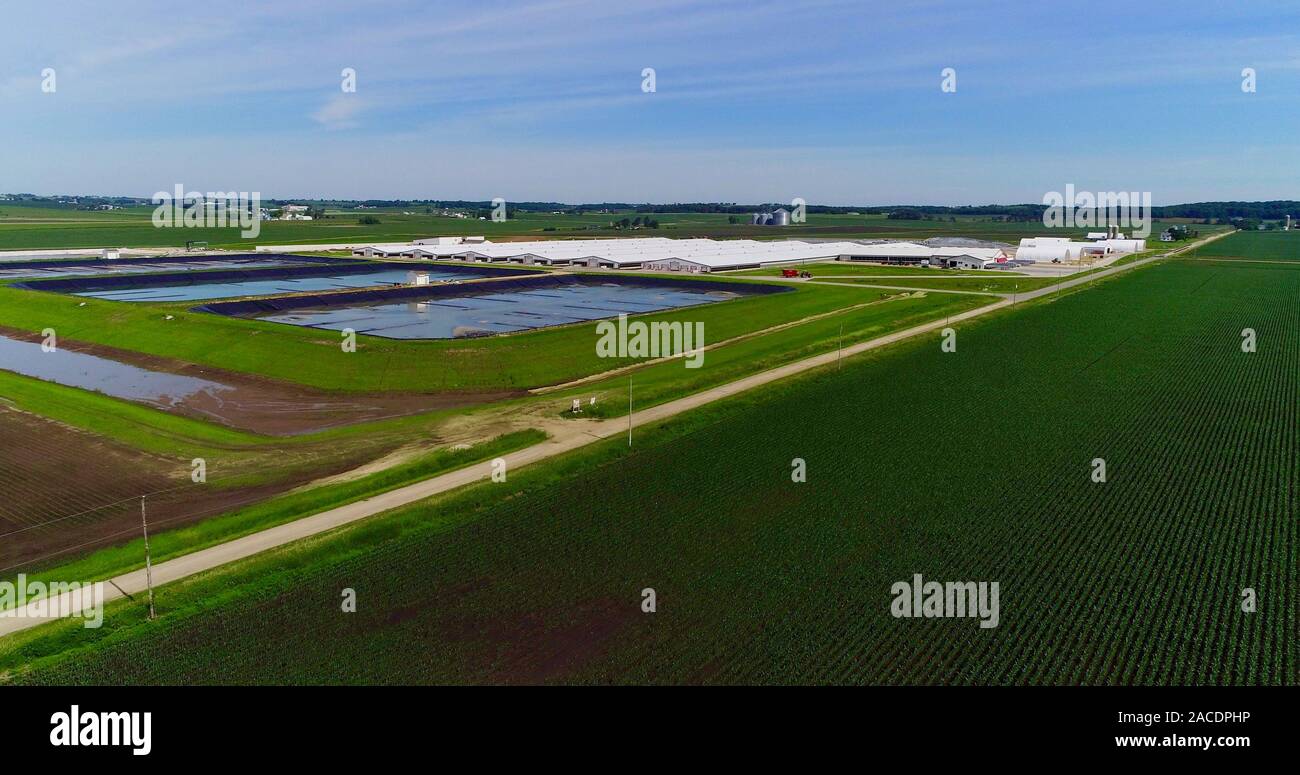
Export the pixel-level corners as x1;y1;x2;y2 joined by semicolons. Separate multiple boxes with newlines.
0;325;520;436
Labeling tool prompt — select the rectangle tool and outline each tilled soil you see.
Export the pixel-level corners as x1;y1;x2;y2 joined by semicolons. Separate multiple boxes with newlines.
0;403;377;573
0;325;520;435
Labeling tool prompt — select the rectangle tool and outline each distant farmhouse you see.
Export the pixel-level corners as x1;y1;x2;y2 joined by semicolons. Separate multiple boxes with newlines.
279;204;313;221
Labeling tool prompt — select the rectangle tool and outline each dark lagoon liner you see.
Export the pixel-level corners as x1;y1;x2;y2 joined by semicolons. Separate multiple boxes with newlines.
0;252;347;275
13;261;538;295
192;273;789;318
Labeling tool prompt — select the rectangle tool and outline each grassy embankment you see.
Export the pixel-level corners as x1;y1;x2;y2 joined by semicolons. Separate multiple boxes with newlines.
0;279;925;392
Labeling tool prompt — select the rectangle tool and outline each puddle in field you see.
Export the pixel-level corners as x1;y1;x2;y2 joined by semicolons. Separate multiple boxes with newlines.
0;330;518;435
0;332;232;407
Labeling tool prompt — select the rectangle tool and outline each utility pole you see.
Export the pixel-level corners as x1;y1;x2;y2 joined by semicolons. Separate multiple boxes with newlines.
141;496;155;621
627;375;632;447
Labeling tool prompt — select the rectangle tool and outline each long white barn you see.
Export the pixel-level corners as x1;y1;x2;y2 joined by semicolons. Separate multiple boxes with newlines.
1015;236;1147;262
351;237;1011;272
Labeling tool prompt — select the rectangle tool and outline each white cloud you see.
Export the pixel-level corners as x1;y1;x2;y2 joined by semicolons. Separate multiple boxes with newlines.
311;94;365;129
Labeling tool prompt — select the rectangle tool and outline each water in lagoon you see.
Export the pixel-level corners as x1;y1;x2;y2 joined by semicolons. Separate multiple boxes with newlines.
260;281;741;339
0;333;231;407
73;268;480;302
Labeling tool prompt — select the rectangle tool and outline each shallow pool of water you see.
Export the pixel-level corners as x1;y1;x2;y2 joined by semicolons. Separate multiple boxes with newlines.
0;334;233;407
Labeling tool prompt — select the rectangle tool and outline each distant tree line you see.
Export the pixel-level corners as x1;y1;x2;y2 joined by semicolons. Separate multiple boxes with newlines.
1154;201;1300;221
1163;224;1200;240
611;216;659;230
9;194;1300;224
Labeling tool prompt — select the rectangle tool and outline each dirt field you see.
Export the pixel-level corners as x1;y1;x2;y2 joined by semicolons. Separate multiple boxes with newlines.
0;403;376;573
0;325;518;435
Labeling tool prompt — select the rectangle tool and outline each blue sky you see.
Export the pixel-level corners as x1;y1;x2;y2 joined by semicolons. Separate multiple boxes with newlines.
3;0;1300;204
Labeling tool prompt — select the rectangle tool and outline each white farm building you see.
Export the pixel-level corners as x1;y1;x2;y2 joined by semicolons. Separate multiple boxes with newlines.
349;237;1013;273
1015;235;1146;262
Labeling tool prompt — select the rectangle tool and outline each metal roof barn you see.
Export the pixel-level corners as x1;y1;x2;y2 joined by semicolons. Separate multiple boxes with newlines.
351;237;1022;272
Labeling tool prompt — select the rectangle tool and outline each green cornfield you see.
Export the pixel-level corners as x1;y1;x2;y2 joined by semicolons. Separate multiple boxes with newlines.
7;258;1296;685
1188;229;1300;261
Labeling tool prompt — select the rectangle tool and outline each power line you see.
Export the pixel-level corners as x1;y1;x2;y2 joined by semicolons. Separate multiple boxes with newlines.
0;485;274;575
0;482;196;540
